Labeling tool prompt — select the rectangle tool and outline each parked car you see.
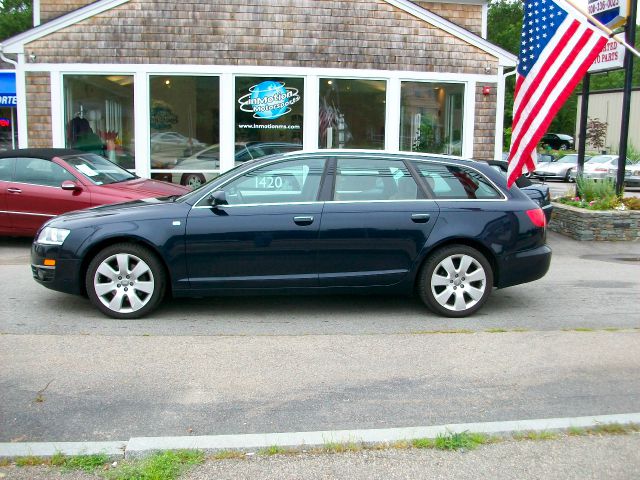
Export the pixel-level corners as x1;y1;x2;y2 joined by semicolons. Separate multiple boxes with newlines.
623;161;640;187
0;149;189;237
480;160;552;222
541;133;574;150
32;150;551;319
569;155;621;182
172;142;302;189
532;154;589;182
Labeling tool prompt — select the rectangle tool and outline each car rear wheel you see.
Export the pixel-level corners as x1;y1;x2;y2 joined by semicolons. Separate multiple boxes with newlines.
181;173;206;189
86;243;166;319
418;245;493;318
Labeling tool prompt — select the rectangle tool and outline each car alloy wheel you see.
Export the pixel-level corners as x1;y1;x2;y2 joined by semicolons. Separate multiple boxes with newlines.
566;168;574;182
86;243;166;319
418;245;493;318
181;173;206;189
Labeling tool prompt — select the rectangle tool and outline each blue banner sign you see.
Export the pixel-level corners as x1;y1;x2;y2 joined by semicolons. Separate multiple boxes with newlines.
0;72;17;107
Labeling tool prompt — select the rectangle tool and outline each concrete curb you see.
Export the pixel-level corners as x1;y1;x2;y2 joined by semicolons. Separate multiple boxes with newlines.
2;413;639;460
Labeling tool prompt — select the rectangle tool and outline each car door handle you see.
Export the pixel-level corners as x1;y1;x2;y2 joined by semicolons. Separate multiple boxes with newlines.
7;187;22;194
411;213;431;223
293;216;314;226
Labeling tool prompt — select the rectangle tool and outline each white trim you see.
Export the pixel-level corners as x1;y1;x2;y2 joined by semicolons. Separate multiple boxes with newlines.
219;74;235;173
33;0;41;27
495;66;506;160
463;81;476;159
2;0;130;54
134;71;150;178
383;0;516;67
303;76;319;151
481;2;488;39
385;78;401;152
50;71;63;147
412;0;487;4
16;54;28;149
21;63;500;83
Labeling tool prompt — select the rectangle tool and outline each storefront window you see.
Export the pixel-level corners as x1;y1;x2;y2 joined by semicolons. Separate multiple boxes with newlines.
235;77;304;165
400;82;464;156
319;79;386;150
149;76;220;188
63;75;135;169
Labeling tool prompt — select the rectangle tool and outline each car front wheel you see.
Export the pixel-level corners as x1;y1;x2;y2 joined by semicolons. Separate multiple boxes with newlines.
86;243;166;319
418;245;493;318
181;173;206;189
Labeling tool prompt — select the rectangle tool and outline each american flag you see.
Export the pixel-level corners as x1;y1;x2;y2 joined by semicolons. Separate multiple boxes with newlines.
507;0;608;187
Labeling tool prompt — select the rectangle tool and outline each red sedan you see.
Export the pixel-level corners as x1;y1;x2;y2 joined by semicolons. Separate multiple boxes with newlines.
0;149;190;236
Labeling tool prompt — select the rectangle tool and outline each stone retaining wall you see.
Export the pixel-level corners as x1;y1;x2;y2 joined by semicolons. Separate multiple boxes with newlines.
549;202;640;241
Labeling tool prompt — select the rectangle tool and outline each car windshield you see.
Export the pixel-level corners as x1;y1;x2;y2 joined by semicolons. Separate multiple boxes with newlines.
556;155;578;163
587;156;615;164
62;153;137;185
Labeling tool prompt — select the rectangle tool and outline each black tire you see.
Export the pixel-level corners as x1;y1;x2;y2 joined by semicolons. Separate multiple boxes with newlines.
566;168;573;182
559;143;569;150
417;245;493;318
181;173;206;189
85;243;166;319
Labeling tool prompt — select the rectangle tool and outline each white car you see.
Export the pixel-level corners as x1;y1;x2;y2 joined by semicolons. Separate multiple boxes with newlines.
569;155;622;182
171;142;301;189
532;154;586;182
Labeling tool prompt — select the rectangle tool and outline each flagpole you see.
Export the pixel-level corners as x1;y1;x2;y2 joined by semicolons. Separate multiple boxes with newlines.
563;0;640;58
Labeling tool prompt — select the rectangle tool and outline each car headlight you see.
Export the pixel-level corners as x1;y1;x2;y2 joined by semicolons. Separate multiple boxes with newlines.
37;227;71;245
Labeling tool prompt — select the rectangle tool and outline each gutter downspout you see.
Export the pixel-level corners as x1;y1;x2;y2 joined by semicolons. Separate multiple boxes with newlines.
0;46;19;149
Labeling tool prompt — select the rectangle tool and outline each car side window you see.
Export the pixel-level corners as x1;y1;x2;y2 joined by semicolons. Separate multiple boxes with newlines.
0;157;15;181
334;158;419;201
412;162;502;200
221;157;325;205
14;158;76;187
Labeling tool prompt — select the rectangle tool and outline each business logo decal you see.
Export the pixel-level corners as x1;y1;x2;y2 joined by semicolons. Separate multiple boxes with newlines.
238;81;300;120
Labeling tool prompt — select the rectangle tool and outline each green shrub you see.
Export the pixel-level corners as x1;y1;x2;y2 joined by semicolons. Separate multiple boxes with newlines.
576;176;617;203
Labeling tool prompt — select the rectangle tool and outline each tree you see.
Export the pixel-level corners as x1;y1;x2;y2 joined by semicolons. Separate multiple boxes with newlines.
586;117;608;151
0;0;32;42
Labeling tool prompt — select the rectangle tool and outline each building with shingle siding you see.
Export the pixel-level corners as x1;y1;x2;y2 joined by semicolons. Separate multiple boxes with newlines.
1;0;515;184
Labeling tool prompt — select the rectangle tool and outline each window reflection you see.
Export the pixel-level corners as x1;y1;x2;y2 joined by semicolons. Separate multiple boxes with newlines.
64;75;135;169
401;82;464;156
319;79;386;150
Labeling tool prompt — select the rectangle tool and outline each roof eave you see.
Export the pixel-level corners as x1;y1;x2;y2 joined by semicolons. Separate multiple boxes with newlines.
0;0;130;54
383;0;517;68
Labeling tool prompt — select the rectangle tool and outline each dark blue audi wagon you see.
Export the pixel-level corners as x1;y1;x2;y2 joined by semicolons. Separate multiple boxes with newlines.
31;151;551;319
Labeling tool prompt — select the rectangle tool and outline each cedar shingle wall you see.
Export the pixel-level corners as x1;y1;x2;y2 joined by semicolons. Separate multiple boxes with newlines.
26;73;52;148
39;0;95;23
25;0;498;74
413;1;483;37
474;83;497;160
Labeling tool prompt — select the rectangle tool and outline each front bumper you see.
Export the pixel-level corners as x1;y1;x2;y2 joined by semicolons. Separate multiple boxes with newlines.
31;242;84;295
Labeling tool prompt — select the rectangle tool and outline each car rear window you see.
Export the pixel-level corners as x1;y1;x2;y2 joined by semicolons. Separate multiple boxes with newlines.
412;162;502;200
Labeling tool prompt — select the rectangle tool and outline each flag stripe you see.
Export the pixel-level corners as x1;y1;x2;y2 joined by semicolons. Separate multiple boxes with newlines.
507;0;608;188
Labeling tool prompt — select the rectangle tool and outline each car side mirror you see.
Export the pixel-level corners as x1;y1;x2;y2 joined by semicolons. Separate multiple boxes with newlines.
207;190;228;208
61;180;81;191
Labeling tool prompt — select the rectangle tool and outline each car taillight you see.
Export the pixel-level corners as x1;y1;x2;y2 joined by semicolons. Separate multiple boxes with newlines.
526;208;546;228
594;167;608;172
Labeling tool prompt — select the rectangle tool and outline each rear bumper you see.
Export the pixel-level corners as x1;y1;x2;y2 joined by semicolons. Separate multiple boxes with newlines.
496;244;552;289
31;242;83;295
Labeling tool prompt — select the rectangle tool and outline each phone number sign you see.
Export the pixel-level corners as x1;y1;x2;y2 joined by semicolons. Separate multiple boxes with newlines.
587;0;628;29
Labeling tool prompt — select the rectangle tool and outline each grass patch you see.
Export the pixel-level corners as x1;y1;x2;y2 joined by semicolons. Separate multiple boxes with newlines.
590;423;632;435
258;445;295;456
61;453;109;472
603;327;621;332
106;450;204;480
320;442;362;454
14;456;44;467
513;430;558;441
485;328;508;333
211;450;246;460
434;431;492;451
411;438;436;449
511;328;530;332
567;426;586;436
562;328;594;332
